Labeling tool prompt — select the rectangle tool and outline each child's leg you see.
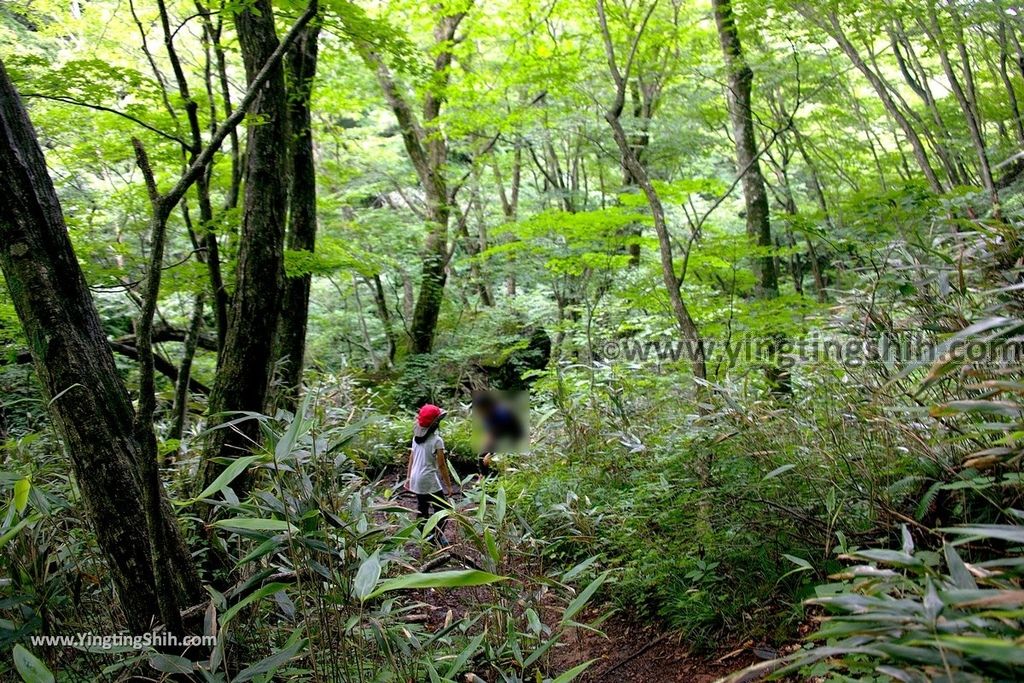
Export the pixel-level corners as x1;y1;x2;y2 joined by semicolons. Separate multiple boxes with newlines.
429;492;451;538
415;493;431;521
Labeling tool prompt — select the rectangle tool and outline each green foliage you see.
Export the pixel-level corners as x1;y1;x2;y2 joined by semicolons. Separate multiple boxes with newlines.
725;521;1024;682
2;0;1024;677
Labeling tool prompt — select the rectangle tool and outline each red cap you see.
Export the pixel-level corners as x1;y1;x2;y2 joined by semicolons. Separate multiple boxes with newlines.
417;404;444;428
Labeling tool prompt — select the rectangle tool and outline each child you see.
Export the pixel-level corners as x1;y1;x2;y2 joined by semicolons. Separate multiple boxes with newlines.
404;403;455;545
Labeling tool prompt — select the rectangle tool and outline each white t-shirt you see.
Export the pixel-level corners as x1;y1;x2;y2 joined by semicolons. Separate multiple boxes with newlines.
409;433;445;494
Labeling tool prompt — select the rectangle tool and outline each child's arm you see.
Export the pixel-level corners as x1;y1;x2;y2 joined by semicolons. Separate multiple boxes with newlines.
404;448;413;490
436;448;454;495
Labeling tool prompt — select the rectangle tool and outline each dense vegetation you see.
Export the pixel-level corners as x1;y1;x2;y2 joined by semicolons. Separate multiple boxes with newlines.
1;0;1023;680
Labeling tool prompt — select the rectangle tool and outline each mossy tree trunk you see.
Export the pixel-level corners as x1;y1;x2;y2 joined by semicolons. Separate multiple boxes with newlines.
200;0;290;494
273;22;321;411
712;0;778;298
0;60;198;634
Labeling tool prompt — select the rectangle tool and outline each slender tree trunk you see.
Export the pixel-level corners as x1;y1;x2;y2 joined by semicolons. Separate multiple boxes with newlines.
401;269;415;324
129;139;189;636
467;171;494;306
892;22;964;187
597;0;706;381
196;177;229;354
995;19;1024;145
360;9;468;354
169;290;205;443
713;0;778;297
410;203;449;353
369;274;397;364
200;0;290;493
806;6;943;192
273;22;321;411
494;143;521;296
0;61;197;633
923;0;999;210
624;80;654;267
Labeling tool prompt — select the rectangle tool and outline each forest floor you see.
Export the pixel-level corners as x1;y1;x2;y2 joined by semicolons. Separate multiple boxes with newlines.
383;476;770;682
550;613;764;683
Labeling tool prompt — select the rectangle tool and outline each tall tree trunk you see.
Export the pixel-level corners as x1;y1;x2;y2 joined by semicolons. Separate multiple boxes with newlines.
791;129;830;303
891;21;965;187
273;22;321;411
494;143;521;296
713;0;778;297
597;0;707;382
129;138;196;636
169;290;206;443
369;274;397;364
804;6;943;192
922;0;999;211
995;18;1024;145
410;206;449;353
0;60;197;633
624;79;655;267
359;9;468;354
200;0;290;494
713;0;791;394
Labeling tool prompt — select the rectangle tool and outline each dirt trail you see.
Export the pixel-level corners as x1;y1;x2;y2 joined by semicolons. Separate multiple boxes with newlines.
552;613;762;683
379;474;764;682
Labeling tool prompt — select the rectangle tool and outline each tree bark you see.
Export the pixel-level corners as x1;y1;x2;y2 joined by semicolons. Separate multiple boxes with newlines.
891;20;965;187
169;290;206;443
359;8;469;354
0;59;194;634
995;17;1024;145
804;6;943;193
200;0;291;494
712;0;778;297
369;274;397;365
273;22;321;411
129;138;195;636
921;0;999;210
597;0;707;381
493;143;521;296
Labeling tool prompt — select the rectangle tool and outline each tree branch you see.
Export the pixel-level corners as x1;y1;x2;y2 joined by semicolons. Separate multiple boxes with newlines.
19;93;189;148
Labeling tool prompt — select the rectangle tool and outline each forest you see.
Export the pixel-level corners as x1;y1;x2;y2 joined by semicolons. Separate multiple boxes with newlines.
1;0;1023;680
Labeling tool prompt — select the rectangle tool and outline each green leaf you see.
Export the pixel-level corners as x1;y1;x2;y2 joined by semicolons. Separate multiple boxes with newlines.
930;636;1024;665
549;658;598;683
234;632;307;682
563;556;597;582
845;549;922;567
446;632;484;678
221;582;290;626
484;528;500;566
275;393;313;460
495;486;507;525
183;455;261;505
353;550;382;601
763;464;795;480
562;571;608;623
941;525;1024;544
211;517;297;533
13;478;30;513
526;607;542;635
12;645;54;683
148;653;193;674
366;570;506;599
421;509;449;539
0;514;41;550
943;543;977;590
236;535;286;567
779;553;814;581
